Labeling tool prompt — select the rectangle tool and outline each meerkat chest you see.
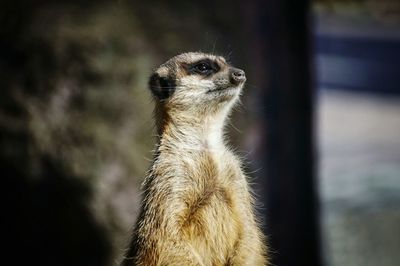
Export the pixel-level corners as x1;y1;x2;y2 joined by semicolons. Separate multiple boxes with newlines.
181;151;245;264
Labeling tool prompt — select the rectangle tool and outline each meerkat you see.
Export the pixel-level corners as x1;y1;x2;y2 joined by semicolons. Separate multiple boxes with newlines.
122;52;268;266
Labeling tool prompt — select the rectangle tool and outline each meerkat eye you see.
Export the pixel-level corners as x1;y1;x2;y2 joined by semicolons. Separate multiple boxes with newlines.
186;59;220;76
194;62;212;73
187;60;220;76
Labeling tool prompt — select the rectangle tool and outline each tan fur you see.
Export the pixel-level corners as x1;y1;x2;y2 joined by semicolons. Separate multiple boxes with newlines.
122;52;268;266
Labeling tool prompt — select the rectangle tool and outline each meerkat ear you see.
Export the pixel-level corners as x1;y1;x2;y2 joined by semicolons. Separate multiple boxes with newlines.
148;73;176;100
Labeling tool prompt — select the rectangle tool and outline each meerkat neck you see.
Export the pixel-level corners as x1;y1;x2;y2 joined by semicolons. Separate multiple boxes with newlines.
156;107;230;153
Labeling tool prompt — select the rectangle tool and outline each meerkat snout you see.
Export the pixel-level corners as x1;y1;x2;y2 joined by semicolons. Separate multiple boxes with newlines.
230;67;246;85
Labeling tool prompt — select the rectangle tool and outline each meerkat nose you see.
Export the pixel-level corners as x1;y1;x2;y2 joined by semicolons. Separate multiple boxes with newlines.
230;68;246;85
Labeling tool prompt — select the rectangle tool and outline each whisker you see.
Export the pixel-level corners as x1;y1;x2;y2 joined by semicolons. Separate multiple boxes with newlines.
228;120;243;134
212;38;218;55
244;83;262;89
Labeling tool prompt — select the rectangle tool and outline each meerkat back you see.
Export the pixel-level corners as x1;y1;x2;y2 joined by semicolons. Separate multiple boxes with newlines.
122;52;268;266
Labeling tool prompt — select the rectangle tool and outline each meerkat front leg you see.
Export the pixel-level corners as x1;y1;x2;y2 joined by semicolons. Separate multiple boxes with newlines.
228;227;267;266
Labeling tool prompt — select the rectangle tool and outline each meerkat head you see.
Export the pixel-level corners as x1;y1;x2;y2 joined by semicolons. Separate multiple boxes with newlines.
148;52;246;116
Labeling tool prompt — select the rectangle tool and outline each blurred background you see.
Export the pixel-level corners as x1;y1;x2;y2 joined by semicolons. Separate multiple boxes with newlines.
1;0;399;265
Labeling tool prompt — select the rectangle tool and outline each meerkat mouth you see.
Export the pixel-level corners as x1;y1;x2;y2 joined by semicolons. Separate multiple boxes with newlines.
207;87;239;96
207;84;240;94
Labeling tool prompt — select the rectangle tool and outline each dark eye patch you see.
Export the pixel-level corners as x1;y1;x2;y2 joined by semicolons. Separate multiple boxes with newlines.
186;59;220;76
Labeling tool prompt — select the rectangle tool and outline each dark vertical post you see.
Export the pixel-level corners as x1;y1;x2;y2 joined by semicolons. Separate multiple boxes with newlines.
250;1;322;265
